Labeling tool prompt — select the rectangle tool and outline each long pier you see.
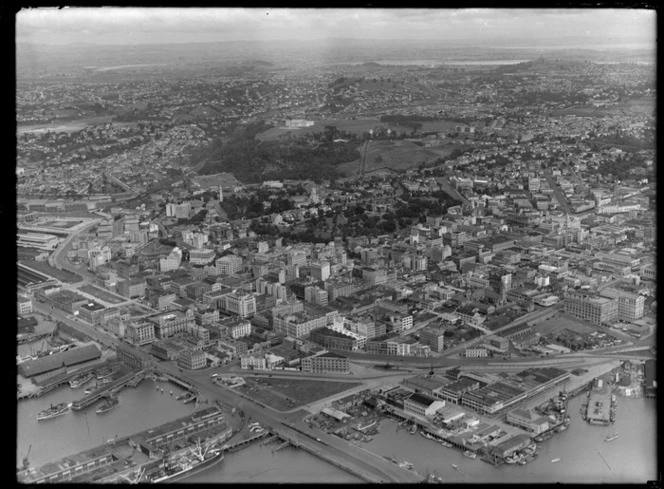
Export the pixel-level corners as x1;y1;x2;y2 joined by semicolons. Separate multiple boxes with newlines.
221;431;270;452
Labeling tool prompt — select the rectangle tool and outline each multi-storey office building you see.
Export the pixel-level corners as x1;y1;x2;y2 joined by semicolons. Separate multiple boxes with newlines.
564;291;618;326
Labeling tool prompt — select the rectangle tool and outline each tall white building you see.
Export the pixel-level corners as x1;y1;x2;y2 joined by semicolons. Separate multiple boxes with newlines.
599;288;645;321
311;260;331;281
225;291;256;318
160;247;183;272
216;254;244;275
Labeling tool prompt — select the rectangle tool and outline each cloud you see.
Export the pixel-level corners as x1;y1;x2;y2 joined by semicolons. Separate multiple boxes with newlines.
16;7;656;45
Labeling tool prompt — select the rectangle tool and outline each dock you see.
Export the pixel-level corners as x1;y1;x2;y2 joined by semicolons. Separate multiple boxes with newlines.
586;382;612;426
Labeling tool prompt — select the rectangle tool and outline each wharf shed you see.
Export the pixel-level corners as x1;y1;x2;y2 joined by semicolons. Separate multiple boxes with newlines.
18;344;101;378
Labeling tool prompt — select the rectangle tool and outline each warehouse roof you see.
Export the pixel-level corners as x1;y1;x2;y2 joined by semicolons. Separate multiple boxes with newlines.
18;344;101;378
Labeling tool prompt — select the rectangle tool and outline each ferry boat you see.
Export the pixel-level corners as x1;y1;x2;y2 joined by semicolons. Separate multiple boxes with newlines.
69;372;94;389
604;433;619;442
463;450;477;459
37;402;70;421
551;458;561;463
96;396;119;415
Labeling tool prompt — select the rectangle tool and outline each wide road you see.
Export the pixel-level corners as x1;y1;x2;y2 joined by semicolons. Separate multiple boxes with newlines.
50;220;101;282
543;168;573;214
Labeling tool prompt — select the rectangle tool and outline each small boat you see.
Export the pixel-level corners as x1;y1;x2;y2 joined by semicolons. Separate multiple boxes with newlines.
551;458;561;463
409;424;417;435
451;464;458;470
605;433;618;442
170;390;173;395
554;424;568;432
440;440;453;448
420;431;437;441
96;396;119;414
463;450;477;459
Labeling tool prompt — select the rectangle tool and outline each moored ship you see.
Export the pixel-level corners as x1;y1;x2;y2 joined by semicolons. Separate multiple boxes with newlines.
37;402;70;421
70;372;94;389
96;396;119;415
463;450;477;459
148;448;224;483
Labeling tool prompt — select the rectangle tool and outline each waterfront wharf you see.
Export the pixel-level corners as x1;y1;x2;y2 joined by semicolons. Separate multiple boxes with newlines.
71;369;143;411
153;369;197;391
273;440;292;453
221;431;270;453
586;387;612;425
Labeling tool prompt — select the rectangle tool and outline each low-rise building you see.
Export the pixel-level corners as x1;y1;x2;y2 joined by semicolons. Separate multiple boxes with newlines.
403;393;446;419
177;348;207;370
300;351;350;374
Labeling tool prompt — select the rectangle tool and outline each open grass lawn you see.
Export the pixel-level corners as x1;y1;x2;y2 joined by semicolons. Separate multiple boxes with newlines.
241;377;362;412
337;139;458;177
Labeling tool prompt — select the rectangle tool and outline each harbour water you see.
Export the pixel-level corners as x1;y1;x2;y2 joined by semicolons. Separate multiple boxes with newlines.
360;394;657;483
343;59;531;67
17;380;657;483
17;380;196;469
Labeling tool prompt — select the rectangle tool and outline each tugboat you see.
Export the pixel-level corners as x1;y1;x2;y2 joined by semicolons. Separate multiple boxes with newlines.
96;396;119;415
37;402;70;421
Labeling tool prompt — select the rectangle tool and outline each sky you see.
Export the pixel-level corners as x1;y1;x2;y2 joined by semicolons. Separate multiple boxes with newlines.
16;8;656;46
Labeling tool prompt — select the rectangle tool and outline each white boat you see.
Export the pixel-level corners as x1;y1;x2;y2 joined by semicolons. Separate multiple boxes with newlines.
463;450;477;459
451;464;458;470
551;458;561;463
604;433;618;442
